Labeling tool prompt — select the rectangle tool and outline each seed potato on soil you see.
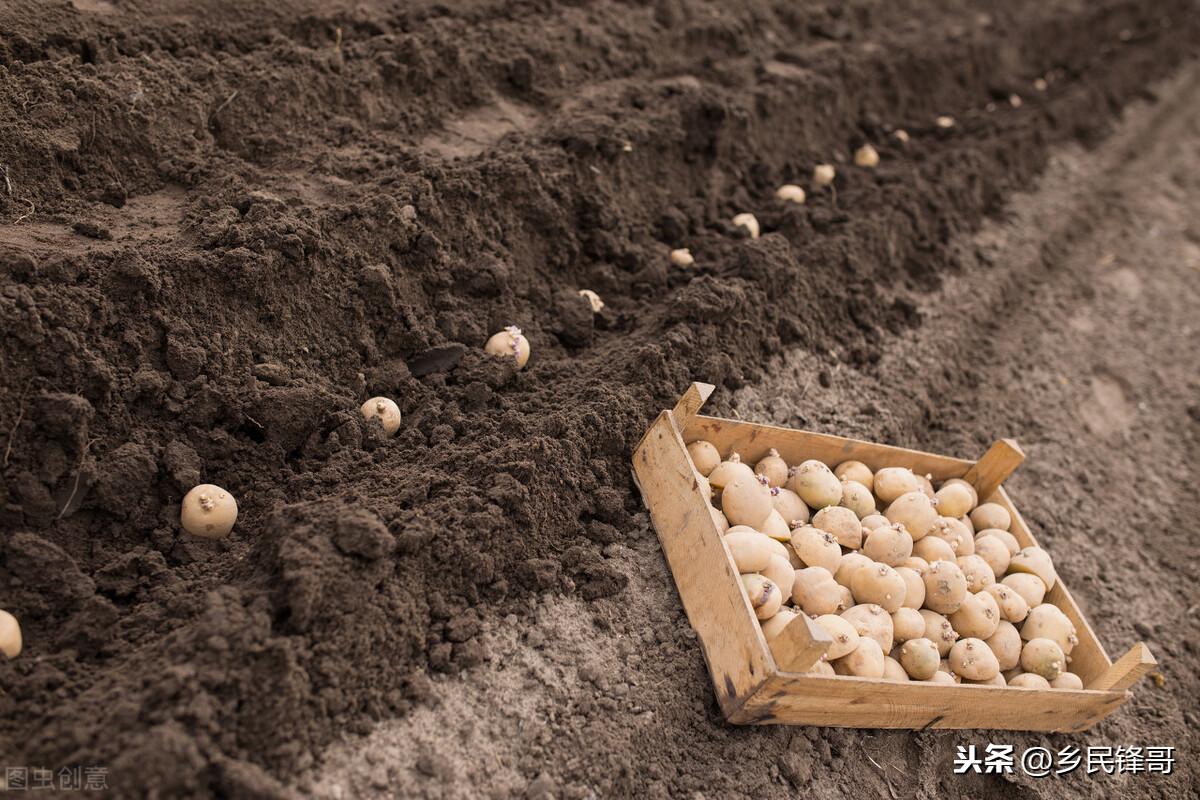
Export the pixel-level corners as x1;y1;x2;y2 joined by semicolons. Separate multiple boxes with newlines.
179;484;238;539
359;397;402;437
484;326;530;369
0;610;22;659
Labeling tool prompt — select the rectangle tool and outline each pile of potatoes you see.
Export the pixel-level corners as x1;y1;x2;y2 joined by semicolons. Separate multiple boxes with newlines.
687;442;1082;689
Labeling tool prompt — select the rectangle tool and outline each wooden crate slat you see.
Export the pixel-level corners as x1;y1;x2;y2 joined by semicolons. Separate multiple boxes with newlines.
963;439;1025;501
1089;643;1156;692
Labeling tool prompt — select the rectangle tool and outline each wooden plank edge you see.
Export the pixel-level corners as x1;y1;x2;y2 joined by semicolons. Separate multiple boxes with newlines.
962;438;1025;501
671;382;715;434
1088;642;1157;692
768;615;831;673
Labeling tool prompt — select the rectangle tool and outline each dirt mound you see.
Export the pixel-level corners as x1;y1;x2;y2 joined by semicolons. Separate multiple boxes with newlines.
1;0;1196;795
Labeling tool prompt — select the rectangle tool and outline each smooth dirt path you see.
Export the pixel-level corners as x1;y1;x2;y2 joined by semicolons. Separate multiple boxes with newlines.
301;64;1200;800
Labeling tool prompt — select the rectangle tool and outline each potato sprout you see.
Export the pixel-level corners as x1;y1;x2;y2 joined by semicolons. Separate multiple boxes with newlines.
754;448;789;488
180;484;239;539
360;396;402;437
484;326;530;369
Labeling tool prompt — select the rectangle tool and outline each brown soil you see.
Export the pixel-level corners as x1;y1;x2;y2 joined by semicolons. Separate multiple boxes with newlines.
1;1;1197;797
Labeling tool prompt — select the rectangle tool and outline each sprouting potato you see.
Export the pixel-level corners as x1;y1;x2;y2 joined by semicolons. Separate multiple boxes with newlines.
742;574;783;620
838;480;876;519
809;660;836;676
732;213;760;239
578;289;604;312
973;535;1011;577
922;560;968;614
874;467;922;504
360;396;402;437
760;509;792;541
834;552;874;589
724;530;776;573
755;449;789;488
956;555;996;593
938;659;958;680
916;473;936;499
882;656;909;681
982;583;1029;623
949;638;1000;681
885;492;938;540
941;478;978;510
949;590;1000;640
1009;673;1051;689
1020;638;1065;680
1020;604;1077;654
0;610;22;659
927;670;957;685
959;514;974;535
814;614;860;660
835;584;854;612
934;482;974;518
670;248;695;267
891;607;925;643
1008;546;1057;590
697;474;715;504
709;507;730;534
912;535;956;563
762;536;791;562
772;488;810;527
854;144;880;168
813;164;837;186
792;567;844;616
862;524;913;566
970;502;1011;532
762;555;795;596
181;484;239;539
760;608;799;642
484;326;531;368
860;514;890;531
776;184;807;204
927;516;974;555
789;460;843;509
850;563;907;613
900;556;929;574
895;567;926;609
721;473;774;527
977;528;1019;555
834;460;874;492
708;453;756;490
686;440;722;476
963;674;1007;687
898;637;940;680
841;604;894;653
985;620;1022;671
834;637;885;678
918;609;959;656
790;526;843;574
1001;573;1047;608
1051;672;1084;690
812;506;863;549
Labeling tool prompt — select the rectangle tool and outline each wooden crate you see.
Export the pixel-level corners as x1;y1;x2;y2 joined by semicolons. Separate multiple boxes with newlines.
631;383;1155;732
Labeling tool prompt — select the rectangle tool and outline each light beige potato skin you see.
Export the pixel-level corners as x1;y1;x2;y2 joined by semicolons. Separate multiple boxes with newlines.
984;620;1022;671
839;480;876;520
964;673;1007;687
1021;604;1077;653
790;526;843;573
181;484;239;539
360;396;402;436
709;507;730;534
900;556;929;574
977;528;1020;556
1051;672;1084;690
760;608;799;641
862;525;913;566
891;607;925;643
834;552;874;589
927;670;957;685
895;567;926;609
772;488;810;527
708;454;755;489
884;491;939;540
792;567;844;616
922;560;967;614
0;610;22;659
835;585;854;613
814;614;861;660
973;535;1012;577
948;590;1000;640
1020;637;1066;680
949;637;1000;681
484;328;530;368
834;460;874;492
874;467;921;503
1008;546;1057;590
841;604;894;653
788;460;843;509
860;514;890;531
934;482;975;519
941;478;979;509
833;637;885;678
850;563;907;613
760;509;792;541
919;609;959;656
1001;573;1047;608
812;506;863;549
724;530;775;573
721;474;774;528
898;637;941;680
912;534;956;563
741;574;783;620
970;502;1011;532
686;440;721;476
1009;672;1051;689
808;660;836;676
982;583;1029;623
928;516;974;555
755;449;790;488
762;555;795;597
882;656;910;682
956;554;996;593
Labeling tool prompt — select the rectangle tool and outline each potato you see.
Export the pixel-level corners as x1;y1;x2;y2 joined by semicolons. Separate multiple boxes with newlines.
1009;672;1051;689
1051;672;1084;690
790;526;843;573
916;473;935;499
835;584;854;612
895;567;925;609
912;534;956;564
959;514;974;535
956;555;996;593
1020;638;1065;680
934;482;975;518
792;567;843;616
839;480;876;519
982;583;1029;623
811;506;863;549
686;440;721;476
898;637;940;680
938;659;957;678
976;528;1019;556
762;536;791;562
862;525;913;566
181;484;238;539
884;492;938;540
860;514;890;531
927;516;974;555
892;607;925;643
919;609;959;656
970;502;1011;532
850;563;907;613
834;460;874;492
669;248;695;267
941;478;978;510
855;143;881;168
760;608;798;642
760;509;792;541
724;530;775;572
949;638;1000;681
814;614;860;660
899;556;929;574
808;660;836;676
1021;604;1077;654
833;637;885;678
1008;547;1057;591
360;396;402;437
927;670;957;685
708;453;755;490
964;673;1007;687
1001;573;1047;608
874;467;921;503
485;327;530;368
772;488;810;527
754;449;789;488
721;474;773;527
776;184;807;204
922;560;967;614
0;610;22;659
813;163;837;186
741;574;783;620
762;555;795;597
834;552;874;588
984;620;1022;671
841;604;894;653
709;507;730;534
973;535;1011;577
788;460;843;509
949;591;1000;640
882;656;910;681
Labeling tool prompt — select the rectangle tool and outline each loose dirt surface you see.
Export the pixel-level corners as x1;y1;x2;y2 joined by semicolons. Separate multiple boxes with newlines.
1;1;1197;798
